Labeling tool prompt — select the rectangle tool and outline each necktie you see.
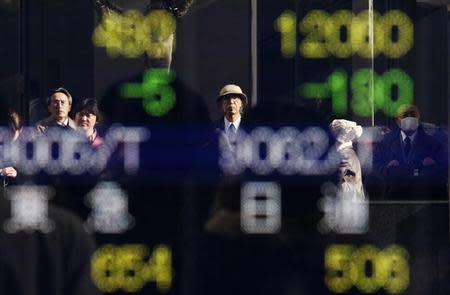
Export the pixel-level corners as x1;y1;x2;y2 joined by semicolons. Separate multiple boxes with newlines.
404;137;411;157
228;124;236;141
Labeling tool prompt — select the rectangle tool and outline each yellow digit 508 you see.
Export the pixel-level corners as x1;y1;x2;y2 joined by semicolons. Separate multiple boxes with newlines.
325;244;410;293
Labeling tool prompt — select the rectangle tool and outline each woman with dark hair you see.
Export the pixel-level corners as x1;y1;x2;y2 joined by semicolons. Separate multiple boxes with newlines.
74;98;103;148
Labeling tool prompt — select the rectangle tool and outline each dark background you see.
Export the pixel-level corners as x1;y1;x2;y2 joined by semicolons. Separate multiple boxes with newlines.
0;1;448;294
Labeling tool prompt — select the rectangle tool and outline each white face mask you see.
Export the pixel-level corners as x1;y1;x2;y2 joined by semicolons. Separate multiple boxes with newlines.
400;117;419;132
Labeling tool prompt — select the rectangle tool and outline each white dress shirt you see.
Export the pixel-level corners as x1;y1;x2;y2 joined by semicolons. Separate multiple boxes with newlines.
224;116;241;134
56;117;70;127
400;130;417;144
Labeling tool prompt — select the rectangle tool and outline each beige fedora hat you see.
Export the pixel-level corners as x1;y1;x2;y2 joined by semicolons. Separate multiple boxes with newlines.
217;84;248;106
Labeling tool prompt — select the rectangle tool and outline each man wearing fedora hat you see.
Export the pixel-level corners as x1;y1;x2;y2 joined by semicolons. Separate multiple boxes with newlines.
215;84;248;140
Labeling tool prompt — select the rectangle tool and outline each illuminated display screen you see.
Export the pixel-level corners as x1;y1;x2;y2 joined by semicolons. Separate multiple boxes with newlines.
93;9;176;59
0;0;448;295
325;244;410;293
258;0;447;122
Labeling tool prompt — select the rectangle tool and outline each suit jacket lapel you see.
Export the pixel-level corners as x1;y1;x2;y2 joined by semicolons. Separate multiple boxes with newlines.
399;129;421;164
391;134;405;163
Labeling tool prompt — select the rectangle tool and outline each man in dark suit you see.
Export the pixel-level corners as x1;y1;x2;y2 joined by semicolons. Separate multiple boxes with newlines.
0;191;99;295
209;84;248;162
373;104;447;200
214;84;247;137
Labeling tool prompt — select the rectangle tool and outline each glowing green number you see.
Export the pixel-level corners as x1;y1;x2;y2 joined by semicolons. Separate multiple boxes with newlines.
120;69;176;117
300;68;413;117
299;82;329;100
324;10;353;58
141;70;176;117
328;69;348;116
299;10;329;58
351;69;377;117
352;69;413;117
375;68;414;117
274;10;297;58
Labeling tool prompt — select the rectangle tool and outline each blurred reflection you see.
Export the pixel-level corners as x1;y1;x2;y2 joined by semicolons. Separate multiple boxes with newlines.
36;87;76;134
0;109;22;186
330;119;365;201
84;181;134;234
373;104;448;200
74;98;104;148
0;186;99;295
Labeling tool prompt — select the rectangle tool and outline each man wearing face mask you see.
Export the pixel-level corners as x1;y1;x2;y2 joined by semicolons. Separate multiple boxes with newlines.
373;104;447;200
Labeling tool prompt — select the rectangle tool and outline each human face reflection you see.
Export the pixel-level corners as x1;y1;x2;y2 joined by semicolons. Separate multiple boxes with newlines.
75;110;97;136
48;92;71;123
221;95;243;120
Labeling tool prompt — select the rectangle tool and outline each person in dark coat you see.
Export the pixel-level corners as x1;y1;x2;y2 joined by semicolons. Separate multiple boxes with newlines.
214;84;247;134
373;104;447;200
208;84;248;157
0;194;99;295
